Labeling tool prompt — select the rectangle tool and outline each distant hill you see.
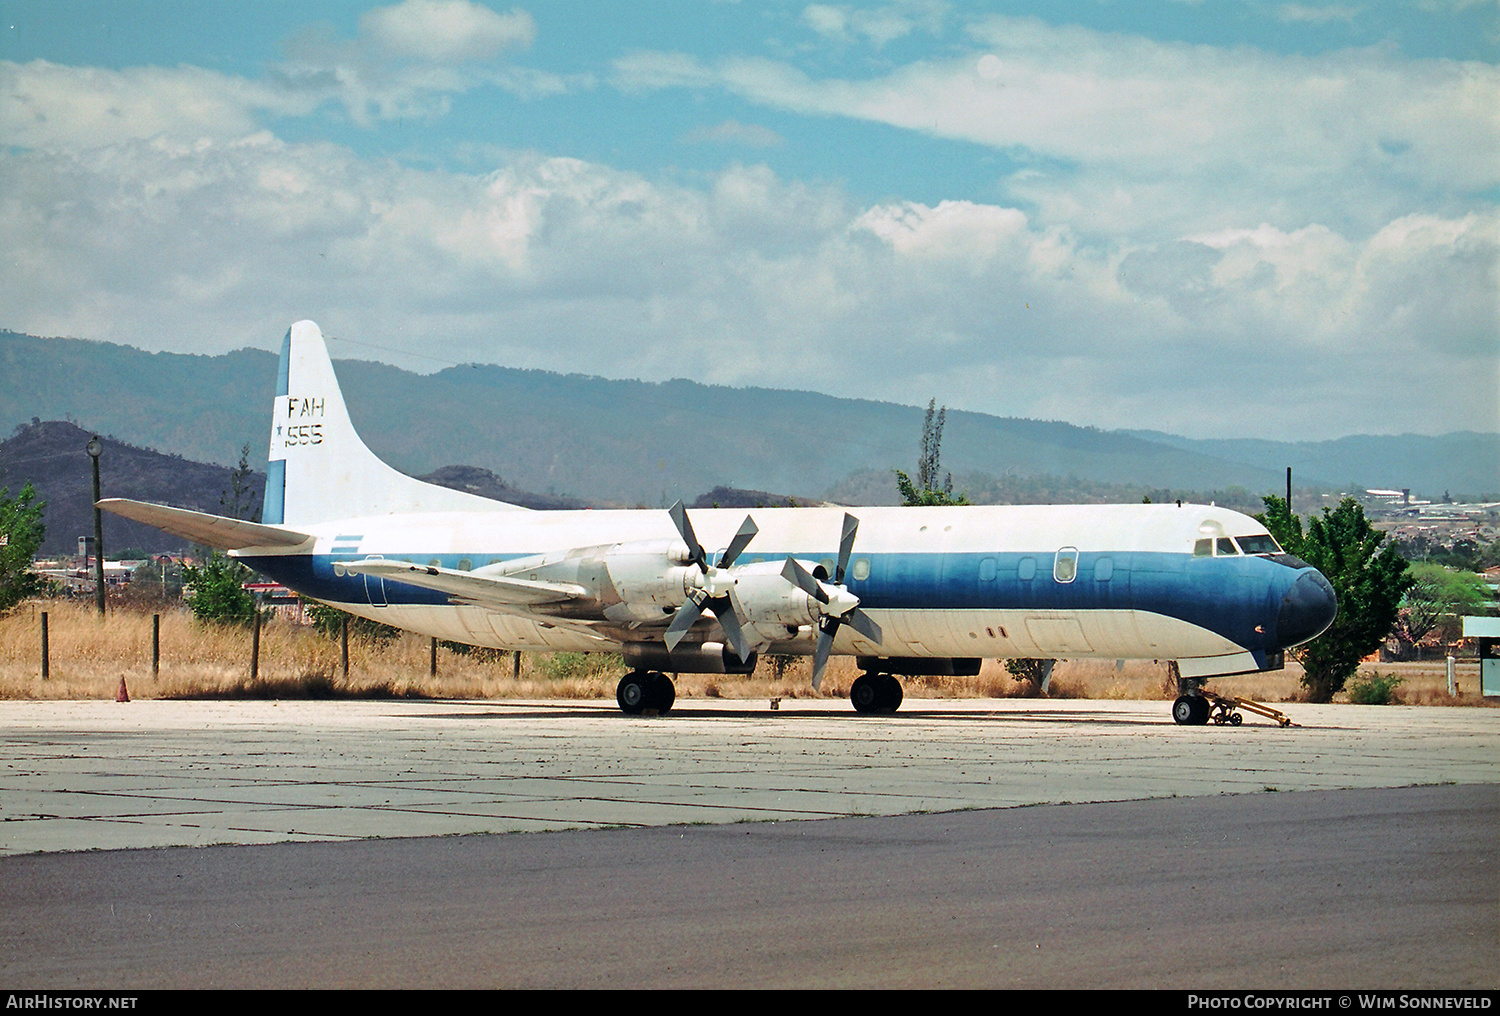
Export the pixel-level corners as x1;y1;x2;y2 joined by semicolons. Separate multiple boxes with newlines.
3;329;1494;506
0;423;595;557
0;420;262;557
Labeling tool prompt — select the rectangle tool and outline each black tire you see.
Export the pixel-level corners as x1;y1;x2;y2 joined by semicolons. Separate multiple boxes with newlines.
851;674;880;713
1172;695;1195;725
1190;695;1211;725
617;672;649;715
879;674;903;713
649;672;675;714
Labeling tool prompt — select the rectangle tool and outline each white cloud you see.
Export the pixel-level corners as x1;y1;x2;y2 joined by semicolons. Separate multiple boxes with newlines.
360;1;536;63
617;15;1500;241
0;17;1494;444
800;3;947;48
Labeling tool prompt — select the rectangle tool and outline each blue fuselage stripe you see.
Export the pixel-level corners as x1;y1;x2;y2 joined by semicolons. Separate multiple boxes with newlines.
241;549;1301;653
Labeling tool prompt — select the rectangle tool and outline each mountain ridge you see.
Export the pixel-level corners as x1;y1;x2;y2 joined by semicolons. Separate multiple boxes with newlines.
4;329;1495;507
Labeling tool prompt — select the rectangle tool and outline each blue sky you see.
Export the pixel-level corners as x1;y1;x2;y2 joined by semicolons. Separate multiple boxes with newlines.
2;1;1496;442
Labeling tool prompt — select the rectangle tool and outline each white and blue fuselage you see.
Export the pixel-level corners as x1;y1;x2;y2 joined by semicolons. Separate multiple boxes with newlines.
102;321;1338;718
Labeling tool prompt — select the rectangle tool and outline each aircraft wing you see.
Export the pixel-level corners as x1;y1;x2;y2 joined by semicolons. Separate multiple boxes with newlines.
98;498;314;551
339;559;589;609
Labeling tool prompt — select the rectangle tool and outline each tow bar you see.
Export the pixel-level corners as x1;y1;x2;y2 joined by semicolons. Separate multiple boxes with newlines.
1204;691;1297;728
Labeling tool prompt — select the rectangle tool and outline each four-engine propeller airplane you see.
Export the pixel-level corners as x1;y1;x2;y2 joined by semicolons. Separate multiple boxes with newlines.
101;321;1338;723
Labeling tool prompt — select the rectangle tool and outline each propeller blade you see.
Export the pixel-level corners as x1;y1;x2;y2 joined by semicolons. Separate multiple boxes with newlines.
835;513;859;584
668;500;707;572
718;516;759;569
664;589;707;652
712;596;753;663
811;617;839;691
845;607;883;645
781;556;830;604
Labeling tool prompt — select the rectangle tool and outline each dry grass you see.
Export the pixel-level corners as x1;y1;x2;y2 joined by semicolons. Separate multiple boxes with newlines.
1;599;1491;706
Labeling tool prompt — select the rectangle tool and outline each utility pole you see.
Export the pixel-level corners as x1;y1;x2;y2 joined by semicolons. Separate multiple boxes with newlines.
87;436;105;616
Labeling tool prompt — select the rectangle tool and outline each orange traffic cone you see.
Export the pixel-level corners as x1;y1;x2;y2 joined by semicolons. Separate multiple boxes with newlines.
116;677;130;703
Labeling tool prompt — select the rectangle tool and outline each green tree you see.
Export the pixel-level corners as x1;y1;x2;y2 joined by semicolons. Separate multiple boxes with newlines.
1391;563;1489;658
1256;495;1413;702
894;399;971;506
0;482;46;615
182;553;264;626
220;442;262;524
183;441;268;624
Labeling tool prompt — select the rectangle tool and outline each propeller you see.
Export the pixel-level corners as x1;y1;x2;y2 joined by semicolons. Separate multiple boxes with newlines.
780;512;883;690
664;502;758;661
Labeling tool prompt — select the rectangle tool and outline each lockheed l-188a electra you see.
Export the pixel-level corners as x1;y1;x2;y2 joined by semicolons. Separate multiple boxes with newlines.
101;321;1338;723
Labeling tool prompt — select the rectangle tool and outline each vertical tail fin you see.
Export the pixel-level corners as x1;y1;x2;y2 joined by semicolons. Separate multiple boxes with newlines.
262;321;524;525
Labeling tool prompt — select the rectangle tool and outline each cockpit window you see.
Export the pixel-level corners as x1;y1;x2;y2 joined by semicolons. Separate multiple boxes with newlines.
1216;538;1239;556
1235;534;1282;555
1194;539;1213;557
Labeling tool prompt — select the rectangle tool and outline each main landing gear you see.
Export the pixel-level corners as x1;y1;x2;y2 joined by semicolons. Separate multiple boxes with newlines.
617;670;675;715
850;672;903;714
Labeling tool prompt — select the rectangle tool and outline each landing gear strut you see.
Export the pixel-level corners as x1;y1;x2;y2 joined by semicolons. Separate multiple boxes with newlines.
617;670;675;715
850;672;903;714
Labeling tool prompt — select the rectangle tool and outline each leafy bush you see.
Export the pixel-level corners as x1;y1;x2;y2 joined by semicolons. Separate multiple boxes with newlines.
1346;672;1403;705
182;554;265;626
539;652;620;681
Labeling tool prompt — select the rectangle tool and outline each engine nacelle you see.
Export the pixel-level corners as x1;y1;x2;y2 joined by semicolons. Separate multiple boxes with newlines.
728;564;819;628
603;543;694;608
623;641;757;675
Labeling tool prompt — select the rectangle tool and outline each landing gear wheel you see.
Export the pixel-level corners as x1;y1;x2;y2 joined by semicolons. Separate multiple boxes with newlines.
618;671;674;715
852;673;903;713
879;673;903;713
1191;695;1210;725
1172;695;1210;725
617;671;650;715
1172;695;1194;725
648;672;675;714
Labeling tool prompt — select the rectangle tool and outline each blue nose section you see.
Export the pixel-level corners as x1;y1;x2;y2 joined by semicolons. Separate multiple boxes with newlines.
1277;568;1338;648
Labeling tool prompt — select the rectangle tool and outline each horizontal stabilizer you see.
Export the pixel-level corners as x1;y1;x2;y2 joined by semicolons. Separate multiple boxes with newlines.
339;559;587;608
98;499;314;551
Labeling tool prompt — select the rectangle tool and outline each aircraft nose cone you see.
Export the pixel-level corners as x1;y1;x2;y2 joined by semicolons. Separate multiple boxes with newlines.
1277;568;1338;648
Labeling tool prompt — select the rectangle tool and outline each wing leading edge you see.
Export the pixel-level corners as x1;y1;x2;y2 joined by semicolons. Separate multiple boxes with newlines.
98;498;313;551
338;559;588;609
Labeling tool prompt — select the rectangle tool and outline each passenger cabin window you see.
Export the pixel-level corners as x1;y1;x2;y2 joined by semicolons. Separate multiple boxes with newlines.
1018;557;1037;581
978;557;997;581
1054;548;1078;583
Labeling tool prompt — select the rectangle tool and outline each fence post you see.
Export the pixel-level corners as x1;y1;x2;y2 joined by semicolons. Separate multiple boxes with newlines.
513;650;521;680
40;611;48;680
430;637;438;676
250;604;261;682
151;614;160;677
341;616;349;677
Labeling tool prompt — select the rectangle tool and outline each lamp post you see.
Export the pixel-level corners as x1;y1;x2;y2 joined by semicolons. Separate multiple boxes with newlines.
87;436;104;616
